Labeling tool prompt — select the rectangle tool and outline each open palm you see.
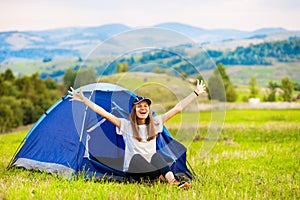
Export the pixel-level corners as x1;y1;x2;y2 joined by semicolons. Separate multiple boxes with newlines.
68;87;85;102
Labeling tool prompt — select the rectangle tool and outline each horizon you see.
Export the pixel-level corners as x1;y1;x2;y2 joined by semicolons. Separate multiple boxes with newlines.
0;21;297;33
0;0;299;32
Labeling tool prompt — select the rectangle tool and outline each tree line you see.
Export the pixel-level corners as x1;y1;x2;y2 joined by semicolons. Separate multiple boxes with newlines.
203;63;296;102
0;69;63;132
134;38;300;71
0;67;99;133
214;38;300;65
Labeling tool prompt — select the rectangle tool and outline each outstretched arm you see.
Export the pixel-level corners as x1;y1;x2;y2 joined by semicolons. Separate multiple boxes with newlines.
162;80;206;123
68;87;121;128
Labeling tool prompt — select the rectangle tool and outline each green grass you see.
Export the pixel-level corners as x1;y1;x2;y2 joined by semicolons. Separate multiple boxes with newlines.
165;109;300;126
0;110;299;199
226;62;300;86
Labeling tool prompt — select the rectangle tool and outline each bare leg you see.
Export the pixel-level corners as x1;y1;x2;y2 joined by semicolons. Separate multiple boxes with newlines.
165;171;192;189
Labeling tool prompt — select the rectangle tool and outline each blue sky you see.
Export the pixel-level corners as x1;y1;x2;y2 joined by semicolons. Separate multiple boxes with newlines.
0;0;299;31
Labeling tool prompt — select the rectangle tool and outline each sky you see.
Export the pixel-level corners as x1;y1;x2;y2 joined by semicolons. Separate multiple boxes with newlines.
0;0;299;32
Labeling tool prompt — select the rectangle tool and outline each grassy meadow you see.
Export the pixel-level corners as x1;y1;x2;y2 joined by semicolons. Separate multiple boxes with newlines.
0;109;299;199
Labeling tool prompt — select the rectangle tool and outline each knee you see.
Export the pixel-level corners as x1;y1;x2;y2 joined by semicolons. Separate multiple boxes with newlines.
131;154;144;162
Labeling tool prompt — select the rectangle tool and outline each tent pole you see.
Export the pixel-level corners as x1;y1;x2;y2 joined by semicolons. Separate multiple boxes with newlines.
6;137;26;170
186;159;197;179
75;89;96;172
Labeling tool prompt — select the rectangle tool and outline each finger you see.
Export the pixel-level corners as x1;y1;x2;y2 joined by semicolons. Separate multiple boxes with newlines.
68;90;73;95
70;86;75;92
200;80;203;85
197;79;199;86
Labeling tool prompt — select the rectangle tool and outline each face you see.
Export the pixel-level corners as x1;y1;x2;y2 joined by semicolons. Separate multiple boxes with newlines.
135;101;150;120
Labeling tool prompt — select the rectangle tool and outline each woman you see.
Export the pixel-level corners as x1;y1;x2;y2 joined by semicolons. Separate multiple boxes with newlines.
69;80;206;189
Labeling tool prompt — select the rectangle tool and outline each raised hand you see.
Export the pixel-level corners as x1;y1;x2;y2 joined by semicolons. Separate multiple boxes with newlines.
68;87;85;102
195;80;206;95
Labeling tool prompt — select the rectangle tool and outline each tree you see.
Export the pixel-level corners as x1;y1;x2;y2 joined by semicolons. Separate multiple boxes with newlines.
116;62;129;73
42;57;52;63
14;73;57;122
0;104;13;133
0;97;24;132
44;78;58;90
74;68;97;87
0;76;7;96
249;76;259;98
208;63;237;102
226;84;238;102
196;74;205;82
207;65;226;101
216;63;230;84
280;77;294;101
265;81;277;102
3;69;15;81
63;68;77;91
294;82;300;91
20;99;37;125
178;70;188;80
153;66;166;74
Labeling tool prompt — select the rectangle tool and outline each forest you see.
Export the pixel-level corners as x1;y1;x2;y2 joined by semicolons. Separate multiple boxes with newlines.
0;69;63;133
88;38;300;77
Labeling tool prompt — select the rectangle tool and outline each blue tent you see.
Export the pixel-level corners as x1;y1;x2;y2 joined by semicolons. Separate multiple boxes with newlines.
8;83;193;181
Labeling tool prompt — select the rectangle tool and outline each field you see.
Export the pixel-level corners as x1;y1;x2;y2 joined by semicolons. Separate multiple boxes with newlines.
0;109;299;199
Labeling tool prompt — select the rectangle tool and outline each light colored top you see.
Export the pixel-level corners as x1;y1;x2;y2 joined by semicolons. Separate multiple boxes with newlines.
116;116;163;171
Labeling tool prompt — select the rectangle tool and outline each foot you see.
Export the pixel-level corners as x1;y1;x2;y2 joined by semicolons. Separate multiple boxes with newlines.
171;179;191;190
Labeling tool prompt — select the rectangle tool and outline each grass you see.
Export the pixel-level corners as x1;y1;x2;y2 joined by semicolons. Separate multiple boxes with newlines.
0;109;299;199
165;109;300;126
6;58;80;76
225;62;300;86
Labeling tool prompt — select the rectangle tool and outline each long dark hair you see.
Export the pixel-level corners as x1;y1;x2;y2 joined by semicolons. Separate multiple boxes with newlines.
130;104;158;142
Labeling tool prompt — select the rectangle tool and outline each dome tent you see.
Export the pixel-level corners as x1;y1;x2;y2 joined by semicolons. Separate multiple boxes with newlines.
8;83;193;181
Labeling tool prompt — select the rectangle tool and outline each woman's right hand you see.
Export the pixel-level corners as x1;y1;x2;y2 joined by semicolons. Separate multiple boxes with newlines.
68;86;121;127
68;87;85;102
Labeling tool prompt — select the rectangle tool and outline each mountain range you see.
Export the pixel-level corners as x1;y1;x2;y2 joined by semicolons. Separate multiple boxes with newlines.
1;22;299;62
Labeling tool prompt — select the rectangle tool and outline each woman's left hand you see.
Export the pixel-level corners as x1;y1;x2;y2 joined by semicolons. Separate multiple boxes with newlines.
195;80;206;95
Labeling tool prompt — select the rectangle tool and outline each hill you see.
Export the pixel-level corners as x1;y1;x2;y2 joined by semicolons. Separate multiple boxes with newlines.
98;72;206;111
2;40;299;87
1;22;299;62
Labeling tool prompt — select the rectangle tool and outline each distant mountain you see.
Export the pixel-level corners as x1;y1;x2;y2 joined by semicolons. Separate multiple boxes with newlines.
155;23;291;43
251;27;287;35
154;22;206;38
0;22;299;62
29;23;131;42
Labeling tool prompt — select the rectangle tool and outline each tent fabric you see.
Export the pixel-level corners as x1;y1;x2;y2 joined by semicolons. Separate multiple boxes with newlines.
8;83;194;181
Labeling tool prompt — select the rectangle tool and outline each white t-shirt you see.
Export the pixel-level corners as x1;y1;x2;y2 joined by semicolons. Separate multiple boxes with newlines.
116;116;163;172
